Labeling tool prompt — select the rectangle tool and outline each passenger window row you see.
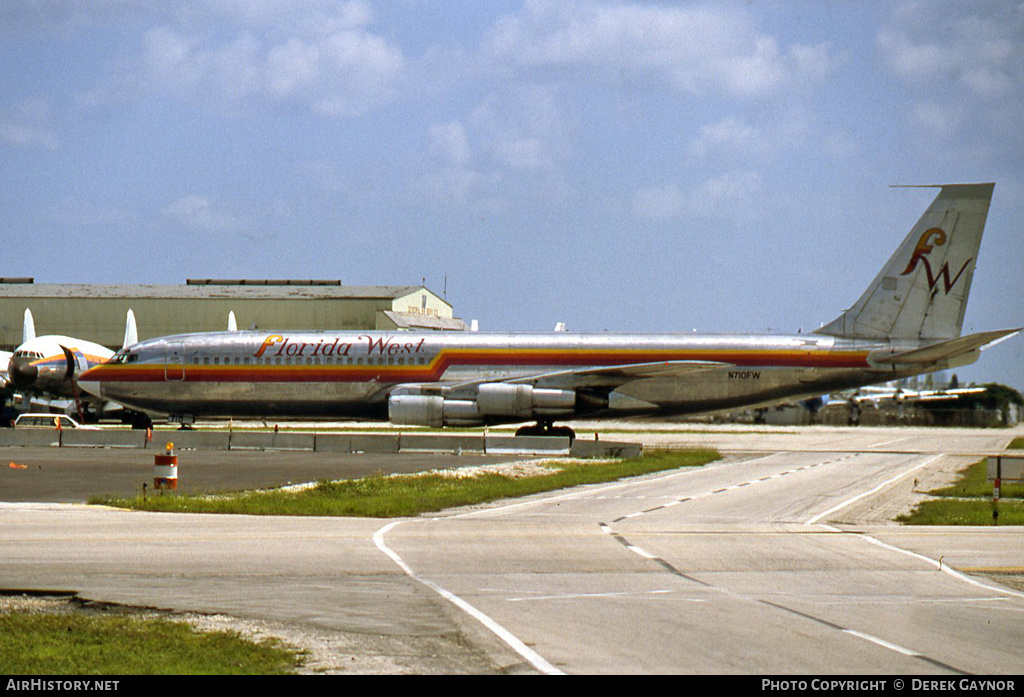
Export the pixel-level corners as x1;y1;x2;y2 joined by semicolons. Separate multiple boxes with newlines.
190;355;430;366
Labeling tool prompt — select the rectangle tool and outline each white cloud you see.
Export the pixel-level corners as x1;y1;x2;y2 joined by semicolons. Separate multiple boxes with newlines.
878;2;1021;98
485;1;836;97
470;85;569;171
271;30;405;116
632;183;684;221
126;2;404;116
164;195;245;234
428;121;472;167
633;171;763;222
689;117;765;159
688;110;834;162
297;159;346;193
911;101;962;136
417;120;503;209
877;1;1023;147
0;97;58;150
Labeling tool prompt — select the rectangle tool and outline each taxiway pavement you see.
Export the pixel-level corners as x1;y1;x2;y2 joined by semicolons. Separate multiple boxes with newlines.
1;424;1022;674
0;446;531;503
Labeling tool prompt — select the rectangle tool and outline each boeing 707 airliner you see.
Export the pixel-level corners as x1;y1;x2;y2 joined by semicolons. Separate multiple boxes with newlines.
80;184;1019;437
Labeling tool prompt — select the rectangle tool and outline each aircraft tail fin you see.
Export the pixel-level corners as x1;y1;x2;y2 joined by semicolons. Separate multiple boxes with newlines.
228;311;238;332
22;309;35;344
816;183;994;342
123;309;138;349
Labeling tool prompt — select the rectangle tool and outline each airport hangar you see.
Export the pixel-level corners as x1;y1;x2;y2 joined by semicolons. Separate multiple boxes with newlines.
0;278;465;352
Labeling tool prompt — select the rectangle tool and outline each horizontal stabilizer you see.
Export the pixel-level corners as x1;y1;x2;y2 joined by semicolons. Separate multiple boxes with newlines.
871;328;1021;366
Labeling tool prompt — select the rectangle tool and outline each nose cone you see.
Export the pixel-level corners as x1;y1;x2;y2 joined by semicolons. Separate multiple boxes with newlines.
9;356;38;390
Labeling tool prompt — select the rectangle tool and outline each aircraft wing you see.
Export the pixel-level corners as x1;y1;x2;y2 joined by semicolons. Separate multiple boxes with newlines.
430;359;732;393
511;359;731;389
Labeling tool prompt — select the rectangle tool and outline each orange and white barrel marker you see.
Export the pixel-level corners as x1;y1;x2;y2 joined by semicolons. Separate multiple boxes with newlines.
154;442;178;490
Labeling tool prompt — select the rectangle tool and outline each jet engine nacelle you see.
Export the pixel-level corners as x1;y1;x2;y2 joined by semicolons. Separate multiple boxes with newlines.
477;383;576;417
388;395;477;427
388;384;577;427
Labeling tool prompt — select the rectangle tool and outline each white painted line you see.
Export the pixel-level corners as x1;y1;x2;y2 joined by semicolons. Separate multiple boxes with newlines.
443;464;700;520
869;437;908;449
627;545;657;560
859;533;1024;601
843;629;920;656
445;452;781;521
793;451;1024;601
373;521;563;675
804;455;942;526
505;590;693;603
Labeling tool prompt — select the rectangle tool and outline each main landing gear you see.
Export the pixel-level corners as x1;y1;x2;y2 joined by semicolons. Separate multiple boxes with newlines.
515;419;576;440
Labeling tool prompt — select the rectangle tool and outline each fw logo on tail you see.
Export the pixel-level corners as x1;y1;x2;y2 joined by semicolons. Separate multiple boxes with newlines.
901;227;972;295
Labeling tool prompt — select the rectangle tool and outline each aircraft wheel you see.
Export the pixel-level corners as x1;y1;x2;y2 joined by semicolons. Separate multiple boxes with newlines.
548;426;575;440
515;423;575;440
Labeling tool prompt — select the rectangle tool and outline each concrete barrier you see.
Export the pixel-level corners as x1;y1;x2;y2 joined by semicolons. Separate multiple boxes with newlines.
312;433;354;452
313;433;400;453
153;430;231;451
60;429;149;449
0;429;61;447
0;427;643;458
229;431;316;451
570;439;642;459
399;433;485;453
485;435;571;455
348;434;400;453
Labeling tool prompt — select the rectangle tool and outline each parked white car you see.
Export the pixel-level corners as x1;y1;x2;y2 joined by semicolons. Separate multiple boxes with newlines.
13;413;101;430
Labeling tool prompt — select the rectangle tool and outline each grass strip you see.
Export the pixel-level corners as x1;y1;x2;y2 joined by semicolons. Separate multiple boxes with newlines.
895;499;1023;526
897;457;1024;525
926;459;1024;499
1009;437;1024;449
0;611;302;675
92;449;719;518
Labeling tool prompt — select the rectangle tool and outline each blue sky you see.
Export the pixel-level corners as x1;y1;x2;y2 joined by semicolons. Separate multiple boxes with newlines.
2;1;1022;391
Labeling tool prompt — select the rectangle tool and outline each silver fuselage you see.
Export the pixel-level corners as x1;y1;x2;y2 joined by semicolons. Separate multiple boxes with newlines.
78;329;942;423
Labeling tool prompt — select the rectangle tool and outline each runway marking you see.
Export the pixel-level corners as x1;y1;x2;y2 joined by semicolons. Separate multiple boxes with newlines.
504;590;696;603
599;523;713;587
758;600;964;671
803;454;941;526
843;630;919;656
799;455;1024;601
602;518;969;673
373;521;563;676
440;457;740;520
605;453;856;524
593;450;984;673
855;533;1024;601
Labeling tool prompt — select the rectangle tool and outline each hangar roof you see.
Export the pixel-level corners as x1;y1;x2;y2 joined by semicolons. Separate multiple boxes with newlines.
0;283;449;306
